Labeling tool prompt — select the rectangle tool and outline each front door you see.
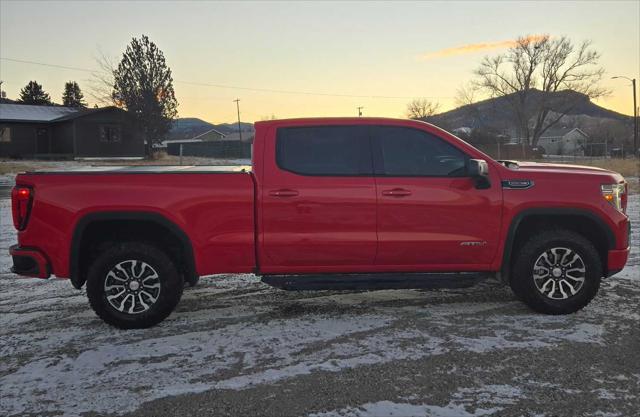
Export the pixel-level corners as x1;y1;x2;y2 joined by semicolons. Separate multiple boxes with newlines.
372;125;502;269
261;125;377;272
36;127;50;154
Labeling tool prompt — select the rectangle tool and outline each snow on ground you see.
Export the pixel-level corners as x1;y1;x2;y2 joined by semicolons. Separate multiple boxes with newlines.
0;188;638;416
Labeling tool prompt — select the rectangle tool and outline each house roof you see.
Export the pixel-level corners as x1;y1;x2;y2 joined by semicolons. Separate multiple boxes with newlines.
540;127;589;140
190;127;227;140
566;128;589;139
0;103;79;122
53;106;124;122
0;104;123;123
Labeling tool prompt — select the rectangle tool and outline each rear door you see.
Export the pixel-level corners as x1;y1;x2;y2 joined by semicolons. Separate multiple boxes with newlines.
372;125;502;269
260;125;377;272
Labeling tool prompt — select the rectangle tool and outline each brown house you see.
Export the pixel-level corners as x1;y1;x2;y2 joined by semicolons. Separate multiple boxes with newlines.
0;104;144;159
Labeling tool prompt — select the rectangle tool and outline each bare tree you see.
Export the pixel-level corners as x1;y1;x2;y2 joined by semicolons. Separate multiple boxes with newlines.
406;98;440;119
473;35;606;146
88;49;118;106
454;83;477;108
453;82;484;127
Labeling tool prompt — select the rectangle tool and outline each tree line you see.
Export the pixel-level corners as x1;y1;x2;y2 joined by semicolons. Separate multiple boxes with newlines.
17;80;87;107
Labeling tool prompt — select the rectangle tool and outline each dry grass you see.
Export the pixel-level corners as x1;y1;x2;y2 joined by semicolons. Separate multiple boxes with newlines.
540;158;639;193
0;162;34;175
570;158;639;178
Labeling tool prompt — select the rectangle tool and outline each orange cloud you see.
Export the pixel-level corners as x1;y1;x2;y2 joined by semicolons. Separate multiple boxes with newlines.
419;35;547;60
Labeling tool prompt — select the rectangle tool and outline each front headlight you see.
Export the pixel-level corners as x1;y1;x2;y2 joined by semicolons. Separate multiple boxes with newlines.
601;183;626;213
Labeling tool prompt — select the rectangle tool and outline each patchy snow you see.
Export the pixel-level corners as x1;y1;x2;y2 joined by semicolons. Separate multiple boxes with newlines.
309;400;502;417
311;385;524;417
0;199;14;273
0;190;638;416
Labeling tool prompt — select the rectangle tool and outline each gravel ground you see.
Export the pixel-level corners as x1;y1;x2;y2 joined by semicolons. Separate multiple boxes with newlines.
0;190;638;417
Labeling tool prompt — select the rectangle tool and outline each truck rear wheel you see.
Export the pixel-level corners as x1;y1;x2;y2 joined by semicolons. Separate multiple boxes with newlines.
86;242;183;329
511;230;602;315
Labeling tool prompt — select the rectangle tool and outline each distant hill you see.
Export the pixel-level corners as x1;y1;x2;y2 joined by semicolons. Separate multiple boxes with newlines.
169;118;254;140
427;89;632;133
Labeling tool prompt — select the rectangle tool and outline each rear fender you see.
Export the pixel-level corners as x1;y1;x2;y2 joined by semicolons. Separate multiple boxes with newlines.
69;211;196;289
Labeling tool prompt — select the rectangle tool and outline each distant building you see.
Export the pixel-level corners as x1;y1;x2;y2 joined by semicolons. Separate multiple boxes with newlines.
510;127;589;156
222;131;255;143
159;125;253;159
0;104;144;159
157;127;228;149
537;128;589;156
451;127;472;139
192;127;227;141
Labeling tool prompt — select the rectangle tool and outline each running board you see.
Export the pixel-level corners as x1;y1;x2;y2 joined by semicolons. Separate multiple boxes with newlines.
261;272;490;291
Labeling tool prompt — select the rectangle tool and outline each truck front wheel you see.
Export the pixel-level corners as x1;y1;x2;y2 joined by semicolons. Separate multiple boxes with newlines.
511;230;602;315
86;242;183;329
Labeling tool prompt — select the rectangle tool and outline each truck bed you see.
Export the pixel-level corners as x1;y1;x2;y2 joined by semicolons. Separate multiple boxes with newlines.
15;166;257;279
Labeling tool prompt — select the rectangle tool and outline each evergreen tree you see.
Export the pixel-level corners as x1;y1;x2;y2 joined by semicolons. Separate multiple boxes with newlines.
62;81;87;107
112;35;178;155
18;81;52;105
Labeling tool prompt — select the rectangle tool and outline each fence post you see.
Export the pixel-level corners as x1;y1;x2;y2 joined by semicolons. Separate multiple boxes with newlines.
179;144;183;166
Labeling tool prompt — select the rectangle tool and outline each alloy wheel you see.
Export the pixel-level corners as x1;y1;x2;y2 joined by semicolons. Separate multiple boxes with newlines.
104;260;161;314
532;247;586;300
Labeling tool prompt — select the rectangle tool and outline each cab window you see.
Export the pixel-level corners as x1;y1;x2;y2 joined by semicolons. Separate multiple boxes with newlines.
373;126;467;177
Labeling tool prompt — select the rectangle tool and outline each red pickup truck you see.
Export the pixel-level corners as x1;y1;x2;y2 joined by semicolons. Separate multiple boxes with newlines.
10;118;630;328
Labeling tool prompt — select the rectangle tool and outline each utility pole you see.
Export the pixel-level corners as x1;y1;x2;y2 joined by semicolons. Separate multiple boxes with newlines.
233;99;243;141
357;106;364;117
634;79;638;156
612;76;638;157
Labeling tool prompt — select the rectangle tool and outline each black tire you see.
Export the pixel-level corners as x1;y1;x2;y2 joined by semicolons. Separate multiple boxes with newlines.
185;274;200;288
86;242;183;329
510;229;602;315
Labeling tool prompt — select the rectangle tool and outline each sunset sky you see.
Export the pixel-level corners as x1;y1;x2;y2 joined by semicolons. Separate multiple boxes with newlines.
1;0;638;124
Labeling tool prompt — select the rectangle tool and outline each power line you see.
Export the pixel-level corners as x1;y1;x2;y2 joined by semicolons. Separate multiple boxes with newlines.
1;58;100;74
0;57;453;100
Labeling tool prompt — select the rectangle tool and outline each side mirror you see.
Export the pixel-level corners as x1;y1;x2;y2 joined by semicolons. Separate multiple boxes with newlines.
467;159;490;189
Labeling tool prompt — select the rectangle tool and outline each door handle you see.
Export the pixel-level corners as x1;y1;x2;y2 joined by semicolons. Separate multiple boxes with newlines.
381;188;412;197
269;189;299;197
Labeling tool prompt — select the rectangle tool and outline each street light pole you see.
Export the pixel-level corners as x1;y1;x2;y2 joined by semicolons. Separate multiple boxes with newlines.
612;76;638;157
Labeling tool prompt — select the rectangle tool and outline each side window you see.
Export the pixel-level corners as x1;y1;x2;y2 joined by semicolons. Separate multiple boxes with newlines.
276;126;372;175
0;126;11;143
100;125;121;143
374;126;467;176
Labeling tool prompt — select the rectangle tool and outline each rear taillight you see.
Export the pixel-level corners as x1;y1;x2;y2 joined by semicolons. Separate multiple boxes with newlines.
11;186;33;231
